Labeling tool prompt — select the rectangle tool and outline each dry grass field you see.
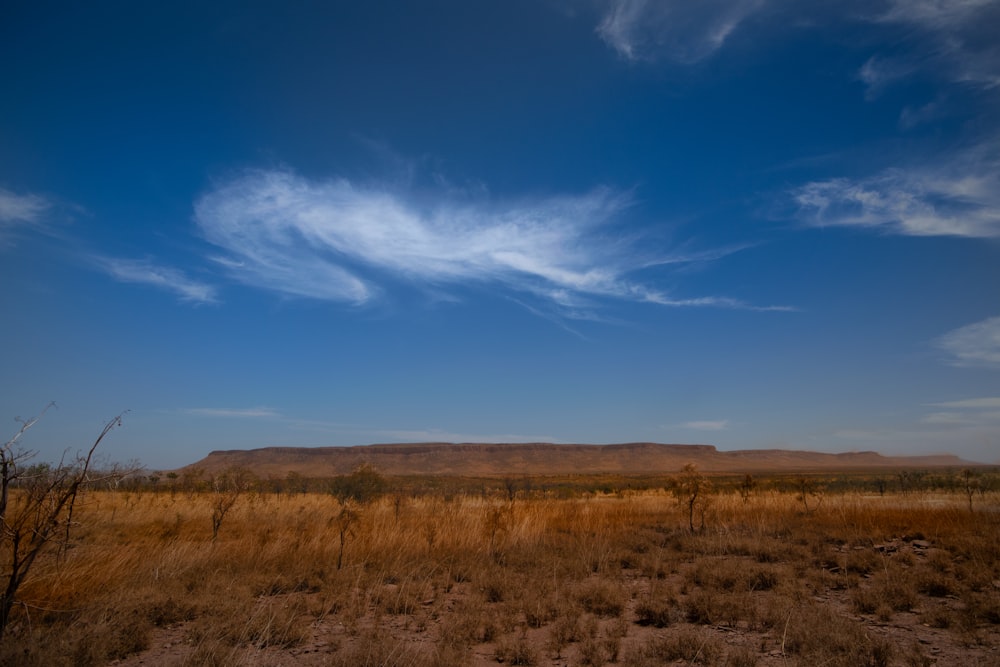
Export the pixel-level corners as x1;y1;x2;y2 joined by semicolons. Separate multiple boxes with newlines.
2;474;999;666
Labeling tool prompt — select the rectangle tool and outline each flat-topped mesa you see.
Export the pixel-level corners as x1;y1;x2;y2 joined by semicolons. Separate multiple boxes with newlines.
180;442;976;478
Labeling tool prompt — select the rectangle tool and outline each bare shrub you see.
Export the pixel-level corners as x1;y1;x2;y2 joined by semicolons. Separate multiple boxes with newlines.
140;595;197;627
672;463;712;533
326;630;440;667
577;635;608;667
851;574;918;618
921;604;954;629
725;644;759;667
1;407;127;637
494;636;537;666
782;603;893;666
547;609;583;656
603;617;628;661
576;577;625;617
902;641;934;667
623;625;721;665
916;570;954;597
209;466;254;541
793;476;823;513
747;565;778;591
479;567;509;603
961;589;1000;627
521;588;560;628
334;502;359;570
188;595;310;650
71;609;151;665
438;597;493;646
634;582;677;627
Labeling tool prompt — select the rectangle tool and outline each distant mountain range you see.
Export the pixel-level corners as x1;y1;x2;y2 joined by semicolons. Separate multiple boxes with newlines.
181;442;977;477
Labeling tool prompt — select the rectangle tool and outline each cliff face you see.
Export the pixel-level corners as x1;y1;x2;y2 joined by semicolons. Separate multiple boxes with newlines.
179;442;973;477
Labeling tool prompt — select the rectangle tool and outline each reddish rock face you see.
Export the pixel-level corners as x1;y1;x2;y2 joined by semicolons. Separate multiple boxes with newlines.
178;442;976;478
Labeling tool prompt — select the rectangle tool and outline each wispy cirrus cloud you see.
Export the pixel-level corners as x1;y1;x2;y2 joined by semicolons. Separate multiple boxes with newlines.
856;0;1000;101
591;0;1000;91
921;395;1000;429
194;169;782;316
858;56;917;100
929;397;1000;409
99;257;219;305
937;316;1000;368
183;407;280;418
792;140;1000;238
798;3;1000;243
0;188;52;245
680;419;729;431
644;293;793;312
921;410;1000;425
878;0;1000;87
680;420;729;431
0;187;50;225
881;0;997;27
595;0;765;63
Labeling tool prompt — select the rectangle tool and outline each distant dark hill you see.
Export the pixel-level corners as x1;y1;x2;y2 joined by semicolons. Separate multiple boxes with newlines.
180;442;975;477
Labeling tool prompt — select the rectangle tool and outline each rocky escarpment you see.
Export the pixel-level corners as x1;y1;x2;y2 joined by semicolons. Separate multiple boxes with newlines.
180;442;974;477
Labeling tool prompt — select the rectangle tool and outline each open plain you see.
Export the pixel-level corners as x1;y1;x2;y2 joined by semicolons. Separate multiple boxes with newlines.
2;462;999;666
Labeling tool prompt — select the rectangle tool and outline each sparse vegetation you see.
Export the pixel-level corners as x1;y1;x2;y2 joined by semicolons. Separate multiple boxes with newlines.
208;467;253;541
673;463;712;533
0;407;129;639
0;465;997;665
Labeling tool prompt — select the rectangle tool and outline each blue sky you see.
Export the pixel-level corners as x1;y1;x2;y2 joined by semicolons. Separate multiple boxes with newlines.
2;1;999;469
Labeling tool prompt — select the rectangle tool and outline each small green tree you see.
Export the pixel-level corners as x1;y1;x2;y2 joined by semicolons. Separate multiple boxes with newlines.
330;463;385;504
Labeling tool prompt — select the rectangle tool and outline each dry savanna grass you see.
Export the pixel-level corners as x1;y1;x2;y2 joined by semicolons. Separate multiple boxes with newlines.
2;477;999;666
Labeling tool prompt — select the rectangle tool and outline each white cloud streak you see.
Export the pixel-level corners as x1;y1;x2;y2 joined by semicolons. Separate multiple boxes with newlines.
881;0;997;27
929;397;1000;409
858;56;917;99
0;188;50;225
644;293;794;312
194;169;780;315
937;316;1000;368
870;0;1000;91
921;394;1000;431
595;0;765;63
0;188;52;245
921;410;1000;425
680;420;729;431
792;140;1000;238
100;257;218;304
183;407;280;418
591;0;999;89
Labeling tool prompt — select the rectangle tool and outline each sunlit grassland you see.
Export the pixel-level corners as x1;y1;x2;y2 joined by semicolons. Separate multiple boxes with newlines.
3;476;1000;666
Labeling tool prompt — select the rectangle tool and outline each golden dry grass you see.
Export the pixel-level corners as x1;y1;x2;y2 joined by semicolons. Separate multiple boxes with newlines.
2;483;999;666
